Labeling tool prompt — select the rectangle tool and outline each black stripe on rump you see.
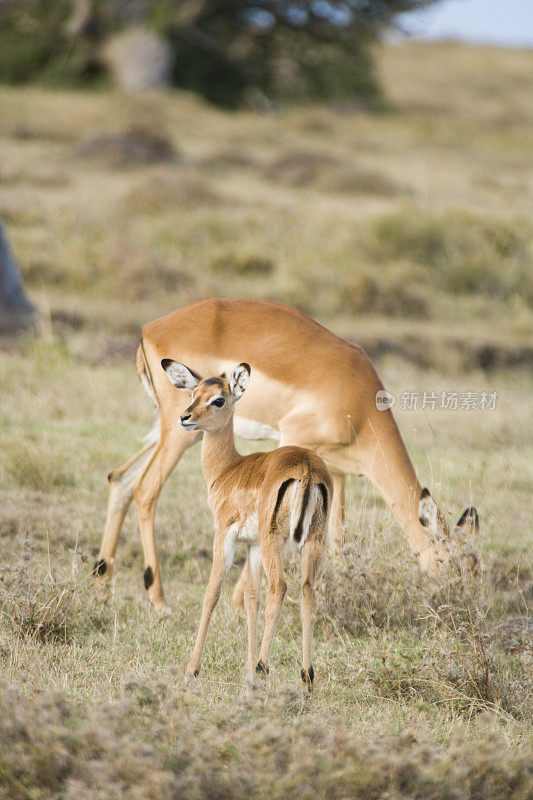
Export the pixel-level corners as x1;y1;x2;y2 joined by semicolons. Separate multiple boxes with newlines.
272;479;294;530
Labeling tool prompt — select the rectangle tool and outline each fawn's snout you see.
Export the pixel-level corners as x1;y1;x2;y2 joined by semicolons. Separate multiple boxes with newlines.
180;411;197;430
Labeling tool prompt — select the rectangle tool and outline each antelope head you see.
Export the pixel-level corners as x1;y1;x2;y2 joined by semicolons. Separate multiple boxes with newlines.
161;359;250;432
418;487;481;579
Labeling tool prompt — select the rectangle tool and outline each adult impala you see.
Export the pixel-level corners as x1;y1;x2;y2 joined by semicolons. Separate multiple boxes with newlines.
94;297;480;612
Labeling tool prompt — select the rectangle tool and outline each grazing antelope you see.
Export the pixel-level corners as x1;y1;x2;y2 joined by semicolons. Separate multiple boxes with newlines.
162;359;332;691
94;298;480;612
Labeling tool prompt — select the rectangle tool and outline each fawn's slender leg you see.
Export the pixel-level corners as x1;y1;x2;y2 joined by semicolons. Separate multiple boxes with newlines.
94;438;158;583
257;545;286;675
299;535;324;693
133;423;199;612
244;544;263;689
186;534;228;678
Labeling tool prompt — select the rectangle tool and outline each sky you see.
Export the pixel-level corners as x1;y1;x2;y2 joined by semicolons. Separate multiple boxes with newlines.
397;0;533;48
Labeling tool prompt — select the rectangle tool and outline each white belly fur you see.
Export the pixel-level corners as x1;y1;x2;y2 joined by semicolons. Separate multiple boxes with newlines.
224;514;259;571
234;416;280;441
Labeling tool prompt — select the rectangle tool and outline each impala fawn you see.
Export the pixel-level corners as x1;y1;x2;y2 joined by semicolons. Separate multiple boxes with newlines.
162;359;333;692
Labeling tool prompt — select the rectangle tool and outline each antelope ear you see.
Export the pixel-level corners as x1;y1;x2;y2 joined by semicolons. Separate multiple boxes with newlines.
419;487;438;539
161;359;201;391
229;363;250;399
456;507;480;535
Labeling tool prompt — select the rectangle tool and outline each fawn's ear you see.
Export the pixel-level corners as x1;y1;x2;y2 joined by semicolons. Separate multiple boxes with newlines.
161;359;201;391
418;487;438;540
229;363;251;400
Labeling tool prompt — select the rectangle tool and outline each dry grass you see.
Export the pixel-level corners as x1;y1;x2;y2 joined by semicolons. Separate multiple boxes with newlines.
264;149;403;196
123;170;221;212
0;679;531;800
0;538;109;645
379;41;533;129
4;439;75;491
0;41;532;798
0;344;531;795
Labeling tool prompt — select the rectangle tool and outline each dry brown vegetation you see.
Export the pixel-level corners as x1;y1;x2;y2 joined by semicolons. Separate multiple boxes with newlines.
1;681;532;800
0;41;532;798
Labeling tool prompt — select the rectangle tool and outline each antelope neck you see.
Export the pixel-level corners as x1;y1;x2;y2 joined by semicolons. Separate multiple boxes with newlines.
200;415;239;488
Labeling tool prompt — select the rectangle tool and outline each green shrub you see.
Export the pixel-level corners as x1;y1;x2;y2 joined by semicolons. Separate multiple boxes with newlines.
336;264;432;317
211;254;274;277
0;0;104;87
0;1;67;83
370;209;533;305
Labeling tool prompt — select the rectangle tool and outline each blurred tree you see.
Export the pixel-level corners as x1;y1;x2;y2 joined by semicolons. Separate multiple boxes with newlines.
0;0;440;105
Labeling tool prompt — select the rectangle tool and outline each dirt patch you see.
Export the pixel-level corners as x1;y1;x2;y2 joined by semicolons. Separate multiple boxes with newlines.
75;126;178;168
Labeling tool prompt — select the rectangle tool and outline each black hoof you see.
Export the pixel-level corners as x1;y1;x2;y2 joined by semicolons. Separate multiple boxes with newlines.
256;660;269;675
93;559;107;577
144;566;154;589
301;665;314;685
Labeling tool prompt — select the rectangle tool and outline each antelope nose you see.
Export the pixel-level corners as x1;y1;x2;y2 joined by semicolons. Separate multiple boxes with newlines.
180;413;191;424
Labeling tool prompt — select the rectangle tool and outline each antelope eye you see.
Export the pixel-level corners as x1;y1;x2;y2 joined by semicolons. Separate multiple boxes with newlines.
211;397;226;408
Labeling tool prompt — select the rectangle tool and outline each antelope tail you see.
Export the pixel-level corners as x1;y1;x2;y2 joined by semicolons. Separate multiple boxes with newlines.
290;475;329;545
290;476;312;543
136;339;158;409
136;340;161;447
269;471;330;543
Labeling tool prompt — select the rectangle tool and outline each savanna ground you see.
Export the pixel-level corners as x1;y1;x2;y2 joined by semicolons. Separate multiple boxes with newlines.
0;42;532;798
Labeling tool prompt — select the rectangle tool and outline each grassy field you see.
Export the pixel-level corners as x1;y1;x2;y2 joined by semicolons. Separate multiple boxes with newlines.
0;41;532;798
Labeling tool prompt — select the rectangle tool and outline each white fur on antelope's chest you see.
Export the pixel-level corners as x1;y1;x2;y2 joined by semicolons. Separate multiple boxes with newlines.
224;514;259;571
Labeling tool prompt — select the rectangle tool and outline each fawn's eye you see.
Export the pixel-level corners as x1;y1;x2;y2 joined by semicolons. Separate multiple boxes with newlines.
211;397;226;408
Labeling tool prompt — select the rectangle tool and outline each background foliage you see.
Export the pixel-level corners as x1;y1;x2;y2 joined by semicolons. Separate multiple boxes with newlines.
0;0;438;105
